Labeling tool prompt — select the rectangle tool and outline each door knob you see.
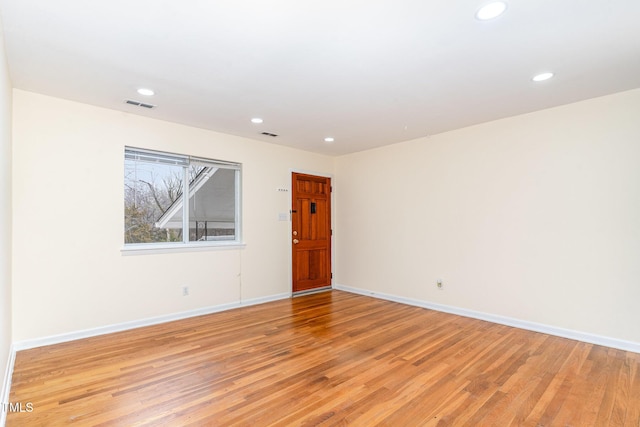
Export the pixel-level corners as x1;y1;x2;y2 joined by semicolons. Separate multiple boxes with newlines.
293;239;299;244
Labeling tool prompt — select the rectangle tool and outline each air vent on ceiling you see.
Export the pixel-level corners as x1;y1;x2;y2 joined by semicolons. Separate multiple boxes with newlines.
125;99;156;109
261;132;278;137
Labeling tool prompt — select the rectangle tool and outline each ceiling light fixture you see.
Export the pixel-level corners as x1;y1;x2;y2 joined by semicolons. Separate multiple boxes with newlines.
324;137;335;143
137;88;155;96
532;72;554;82
251;118;264;124
475;1;507;20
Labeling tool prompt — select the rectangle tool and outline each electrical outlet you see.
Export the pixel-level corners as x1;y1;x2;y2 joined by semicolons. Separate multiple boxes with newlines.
182;286;189;296
436;279;443;289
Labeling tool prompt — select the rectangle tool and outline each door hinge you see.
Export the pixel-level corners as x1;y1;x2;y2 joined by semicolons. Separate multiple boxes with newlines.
330;186;333;192
331;273;333;279
331;229;333;236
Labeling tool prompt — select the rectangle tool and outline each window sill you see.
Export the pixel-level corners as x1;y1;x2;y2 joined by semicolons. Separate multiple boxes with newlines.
121;241;246;256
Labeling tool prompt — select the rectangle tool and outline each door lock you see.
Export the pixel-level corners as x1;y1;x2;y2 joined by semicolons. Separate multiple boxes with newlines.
293;230;298;236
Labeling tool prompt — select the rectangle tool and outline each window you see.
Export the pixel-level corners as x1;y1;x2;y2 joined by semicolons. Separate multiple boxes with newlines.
124;147;241;248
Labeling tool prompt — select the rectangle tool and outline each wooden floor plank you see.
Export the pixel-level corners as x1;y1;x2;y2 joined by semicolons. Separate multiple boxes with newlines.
7;290;640;426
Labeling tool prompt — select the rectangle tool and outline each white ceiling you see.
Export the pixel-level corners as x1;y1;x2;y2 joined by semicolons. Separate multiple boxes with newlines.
1;0;639;155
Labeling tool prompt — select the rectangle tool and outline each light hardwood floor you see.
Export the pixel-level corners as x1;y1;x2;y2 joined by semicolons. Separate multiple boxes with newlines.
7;290;640;426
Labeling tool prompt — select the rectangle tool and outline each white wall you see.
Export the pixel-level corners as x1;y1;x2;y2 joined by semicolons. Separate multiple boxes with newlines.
0;16;13;396
335;89;640;344
12;90;334;342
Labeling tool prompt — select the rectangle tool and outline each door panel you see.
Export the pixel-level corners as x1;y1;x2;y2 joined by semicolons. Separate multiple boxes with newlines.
292;173;331;293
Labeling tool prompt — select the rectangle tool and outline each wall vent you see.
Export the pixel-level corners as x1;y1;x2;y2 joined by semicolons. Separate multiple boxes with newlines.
261;132;278;137
125;99;156;109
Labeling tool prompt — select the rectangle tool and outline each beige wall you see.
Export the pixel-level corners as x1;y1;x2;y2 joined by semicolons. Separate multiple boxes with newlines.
9;85;640;347
0;18;12;391
12;90;334;341
334;89;640;343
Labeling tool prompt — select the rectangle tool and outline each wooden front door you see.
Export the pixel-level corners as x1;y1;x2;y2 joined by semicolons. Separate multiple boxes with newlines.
291;173;332;293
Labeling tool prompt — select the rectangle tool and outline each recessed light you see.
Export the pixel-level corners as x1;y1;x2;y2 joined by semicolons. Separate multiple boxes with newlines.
251;118;264;124
137;88;155;96
324;137;335;143
476;1;507;20
532;72;554;82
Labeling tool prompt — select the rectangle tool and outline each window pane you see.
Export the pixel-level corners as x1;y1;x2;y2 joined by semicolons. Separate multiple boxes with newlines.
188;166;237;242
124;159;184;243
124;147;241;247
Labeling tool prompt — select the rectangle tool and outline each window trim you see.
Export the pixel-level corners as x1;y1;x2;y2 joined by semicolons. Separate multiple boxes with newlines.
124;146;243;251
121;241;246;255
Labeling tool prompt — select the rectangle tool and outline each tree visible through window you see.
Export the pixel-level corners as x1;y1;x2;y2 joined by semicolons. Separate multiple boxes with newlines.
124;147;241;246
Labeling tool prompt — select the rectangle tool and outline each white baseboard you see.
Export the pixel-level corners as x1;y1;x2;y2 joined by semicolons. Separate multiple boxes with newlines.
12;292;290;352
1;343;17;427
241;292;291;308
333;284;640;354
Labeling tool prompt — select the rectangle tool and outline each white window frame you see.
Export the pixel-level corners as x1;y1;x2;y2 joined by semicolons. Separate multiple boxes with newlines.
122;147;244;254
